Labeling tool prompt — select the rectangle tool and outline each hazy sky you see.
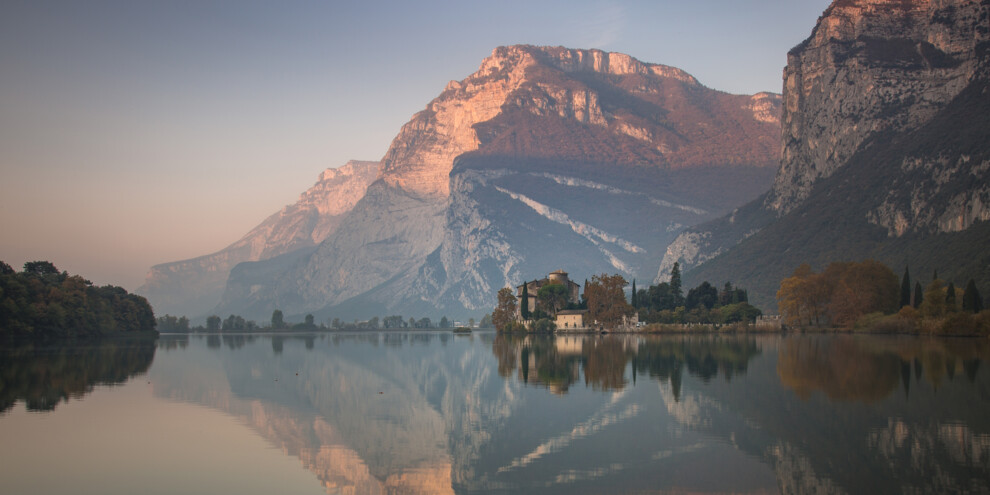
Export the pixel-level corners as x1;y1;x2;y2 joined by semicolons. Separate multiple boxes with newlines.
0;0;832;290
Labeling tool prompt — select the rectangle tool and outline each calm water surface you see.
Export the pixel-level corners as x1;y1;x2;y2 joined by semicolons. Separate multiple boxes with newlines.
1;332;988;494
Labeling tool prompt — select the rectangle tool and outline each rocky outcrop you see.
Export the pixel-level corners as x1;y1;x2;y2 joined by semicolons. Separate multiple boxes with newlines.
660;0;990;291
214;45;781;320
138;160;378;317
767;0;989;214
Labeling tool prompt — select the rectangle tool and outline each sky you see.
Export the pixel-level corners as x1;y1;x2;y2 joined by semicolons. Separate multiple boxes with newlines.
0;0;832;290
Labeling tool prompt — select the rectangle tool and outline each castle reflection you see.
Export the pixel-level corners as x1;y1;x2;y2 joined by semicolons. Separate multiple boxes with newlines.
492;334;762;397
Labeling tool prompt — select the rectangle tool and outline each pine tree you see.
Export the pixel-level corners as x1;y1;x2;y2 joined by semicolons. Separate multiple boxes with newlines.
900;266;911;308
963;279;983;313
521;282;530;320
913;281;924;308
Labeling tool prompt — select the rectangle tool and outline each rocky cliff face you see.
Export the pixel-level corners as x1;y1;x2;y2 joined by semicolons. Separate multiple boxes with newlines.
768;0;989;214
659;0;990;289
138;160;378;317
213;45;781;321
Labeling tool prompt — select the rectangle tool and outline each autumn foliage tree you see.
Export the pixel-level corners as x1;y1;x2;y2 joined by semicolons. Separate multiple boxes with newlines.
585;273;632;329
492;287;518;332
777;260;899;328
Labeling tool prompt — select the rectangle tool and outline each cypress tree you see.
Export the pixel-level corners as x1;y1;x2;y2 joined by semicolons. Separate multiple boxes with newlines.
631;280;638;308
913;281;923;308
933;269;938;281
521;282;530;320
946;282;957;311
670;262;684;307
963;279;983;313
900;266;911;308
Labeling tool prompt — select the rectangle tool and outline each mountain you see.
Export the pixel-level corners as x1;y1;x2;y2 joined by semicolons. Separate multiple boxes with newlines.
209;46;782;321
659;0;990;309
137;160;379;317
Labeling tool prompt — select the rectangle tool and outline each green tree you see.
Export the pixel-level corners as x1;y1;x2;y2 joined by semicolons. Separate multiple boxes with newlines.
530;318;556;333
900;266;911;308
23;261;59;276
271;309;285;329
945;282;957;312
206;315;221;332
631;280;638;308
962;279;983;313
670;262;684;307
304;314;315;327
439;316;450;328
537;283;569;316
920;279;946;318
913;282;923;308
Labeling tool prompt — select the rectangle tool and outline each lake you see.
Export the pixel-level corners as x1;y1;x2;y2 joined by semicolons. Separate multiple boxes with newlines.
1;332;988;494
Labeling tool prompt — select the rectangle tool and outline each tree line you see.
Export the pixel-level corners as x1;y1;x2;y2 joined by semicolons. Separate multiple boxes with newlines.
632;263;762;325
158;309;494;333
776;259;989;334
0;261;156;338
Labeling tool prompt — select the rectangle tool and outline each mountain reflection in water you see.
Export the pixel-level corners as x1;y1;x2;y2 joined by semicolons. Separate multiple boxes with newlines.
2;332;989;494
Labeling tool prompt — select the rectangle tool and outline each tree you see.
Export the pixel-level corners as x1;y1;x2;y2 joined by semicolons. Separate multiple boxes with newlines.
439;316;450;328
521;283;530;320
585;273;632;329
530;318;556;333
23;261;59;276
963;279;983;313
945;282;957;312
900;266;911;308
537;283;569;316
493;287;518;332
206;315;221;332
631;280;638;308
686;281;718;310
669;262;684;307
920;279;946;319
468;318;475;328
914;281;923;308
271;309;285;330
479;313;493;328
304;314;315;327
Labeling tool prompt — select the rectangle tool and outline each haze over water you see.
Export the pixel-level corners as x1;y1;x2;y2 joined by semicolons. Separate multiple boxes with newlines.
1;332;988;494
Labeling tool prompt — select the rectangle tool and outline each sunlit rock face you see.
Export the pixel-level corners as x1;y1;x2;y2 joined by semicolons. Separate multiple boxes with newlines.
138;160;378;317
216;45;781;320
658;0;990;292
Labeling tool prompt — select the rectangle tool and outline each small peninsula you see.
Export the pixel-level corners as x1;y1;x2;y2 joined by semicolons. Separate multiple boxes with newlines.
0;261;156;339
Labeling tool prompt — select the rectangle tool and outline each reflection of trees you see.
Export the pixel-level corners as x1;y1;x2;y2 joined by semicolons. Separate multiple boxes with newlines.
491;334;762;396
0;339;156;413
777;337;990;402
635;337;761;401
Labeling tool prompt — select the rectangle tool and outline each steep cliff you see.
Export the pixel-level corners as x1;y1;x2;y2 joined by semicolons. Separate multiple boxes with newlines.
214;45;781;321
660;0;990;308
138;160;378;317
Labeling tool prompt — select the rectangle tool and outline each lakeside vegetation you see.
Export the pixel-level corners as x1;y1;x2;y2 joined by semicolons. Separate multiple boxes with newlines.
495;266;763;333
777;259;990;335
157;309;495;333
0;261;156;339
